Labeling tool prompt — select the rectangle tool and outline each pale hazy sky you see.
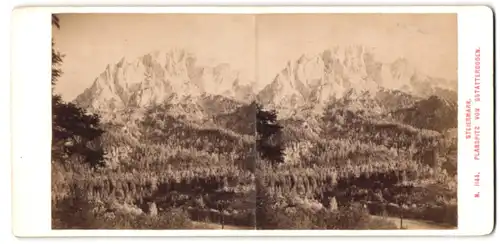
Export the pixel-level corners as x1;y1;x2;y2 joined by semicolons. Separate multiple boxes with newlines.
53;13;456;101
257;14;457;90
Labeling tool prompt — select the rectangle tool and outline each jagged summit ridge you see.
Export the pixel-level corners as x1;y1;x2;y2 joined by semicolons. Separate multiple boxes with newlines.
75;45;456;121
256;45;456;116
74;48;255;113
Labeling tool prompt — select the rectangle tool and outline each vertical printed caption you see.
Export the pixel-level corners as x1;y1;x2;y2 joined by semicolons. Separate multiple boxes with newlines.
464;47;481;199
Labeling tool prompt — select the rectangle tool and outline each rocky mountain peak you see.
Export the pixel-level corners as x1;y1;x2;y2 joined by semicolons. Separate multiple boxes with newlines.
257;45;456;117
74;49;254;115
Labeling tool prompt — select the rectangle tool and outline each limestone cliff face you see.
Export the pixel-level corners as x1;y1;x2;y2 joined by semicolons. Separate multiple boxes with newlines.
257;45;456;118
74;49;255;115
75;45;456;123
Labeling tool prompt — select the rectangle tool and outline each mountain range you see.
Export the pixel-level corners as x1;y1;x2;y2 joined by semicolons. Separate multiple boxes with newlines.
73;45;457;134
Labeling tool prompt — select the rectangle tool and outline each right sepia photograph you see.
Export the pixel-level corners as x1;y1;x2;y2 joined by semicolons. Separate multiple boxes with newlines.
253;13;457;230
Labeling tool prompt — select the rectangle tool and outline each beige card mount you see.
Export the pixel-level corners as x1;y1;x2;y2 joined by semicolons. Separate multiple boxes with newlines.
10;6;494;237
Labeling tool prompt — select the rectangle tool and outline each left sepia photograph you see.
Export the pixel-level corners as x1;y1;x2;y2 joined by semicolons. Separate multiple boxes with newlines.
51;14;258;230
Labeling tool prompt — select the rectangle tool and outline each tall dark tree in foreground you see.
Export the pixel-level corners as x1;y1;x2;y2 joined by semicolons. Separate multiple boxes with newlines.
253;101;284;229
52;15;63;86
254;101;285;165
51;15;105;168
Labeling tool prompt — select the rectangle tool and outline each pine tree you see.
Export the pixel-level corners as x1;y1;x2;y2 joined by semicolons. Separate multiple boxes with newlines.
254;101;285;165
51;15;62;86
51;14;106;168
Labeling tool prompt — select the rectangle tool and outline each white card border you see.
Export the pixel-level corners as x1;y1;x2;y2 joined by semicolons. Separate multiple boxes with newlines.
10;5;495;237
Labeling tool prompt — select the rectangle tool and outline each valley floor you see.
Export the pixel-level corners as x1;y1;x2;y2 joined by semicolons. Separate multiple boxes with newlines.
191;221;254;230
370;215;456;230
190;216;456;230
